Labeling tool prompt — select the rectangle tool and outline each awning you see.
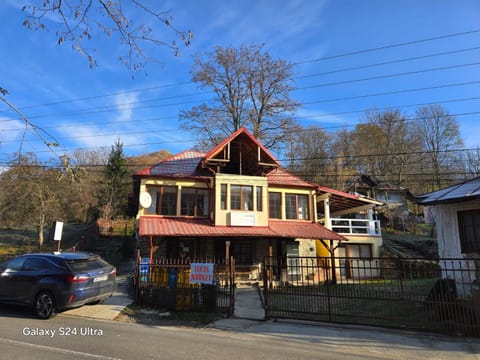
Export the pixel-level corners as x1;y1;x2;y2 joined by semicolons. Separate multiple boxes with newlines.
138;217;346;241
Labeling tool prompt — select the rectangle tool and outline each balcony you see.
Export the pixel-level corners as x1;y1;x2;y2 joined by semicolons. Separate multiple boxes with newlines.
321;218;382;236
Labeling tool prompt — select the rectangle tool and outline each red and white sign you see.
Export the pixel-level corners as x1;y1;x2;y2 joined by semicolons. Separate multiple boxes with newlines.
189;263;214;285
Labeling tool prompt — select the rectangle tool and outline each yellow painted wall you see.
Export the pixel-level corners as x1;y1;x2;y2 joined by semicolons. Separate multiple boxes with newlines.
214;173;269;226
316;240;330;257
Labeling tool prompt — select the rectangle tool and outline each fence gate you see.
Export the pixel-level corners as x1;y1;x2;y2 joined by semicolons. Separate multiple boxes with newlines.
262;256;480;337
134;254;235;315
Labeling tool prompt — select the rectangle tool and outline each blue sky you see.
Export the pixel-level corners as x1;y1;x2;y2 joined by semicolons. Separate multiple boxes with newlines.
1;0;479;164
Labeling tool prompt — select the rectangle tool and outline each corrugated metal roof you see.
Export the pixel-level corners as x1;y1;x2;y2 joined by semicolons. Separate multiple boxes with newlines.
138;216;346;241
416;177;480;205
267;167;315;188
135;150;206;177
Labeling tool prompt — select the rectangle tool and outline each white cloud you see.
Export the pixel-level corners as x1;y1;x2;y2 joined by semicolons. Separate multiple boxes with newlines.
113;93;139;123
296;108;353;130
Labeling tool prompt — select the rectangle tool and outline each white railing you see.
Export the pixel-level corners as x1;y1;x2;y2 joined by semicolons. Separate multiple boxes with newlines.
321;218;382;236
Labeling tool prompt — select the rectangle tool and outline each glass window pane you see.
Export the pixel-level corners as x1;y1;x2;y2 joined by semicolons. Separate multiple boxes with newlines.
285;194;297;219
198;189;209;217
298;195;309;220
256;187;263;211
146;187;159;214
161;187;177;216
241;186;253;211
181;188;196;216
231;185;241;210
220;184;227;210
269;192;281;219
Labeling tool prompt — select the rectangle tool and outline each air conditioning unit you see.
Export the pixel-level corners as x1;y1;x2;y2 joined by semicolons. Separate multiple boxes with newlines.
229;211;256;226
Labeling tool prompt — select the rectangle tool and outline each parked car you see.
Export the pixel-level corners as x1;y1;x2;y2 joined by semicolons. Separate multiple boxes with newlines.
0;251;116;319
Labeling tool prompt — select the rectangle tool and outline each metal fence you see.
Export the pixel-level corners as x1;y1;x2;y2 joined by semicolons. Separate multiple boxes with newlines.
134;254;235;315
263;256;480;337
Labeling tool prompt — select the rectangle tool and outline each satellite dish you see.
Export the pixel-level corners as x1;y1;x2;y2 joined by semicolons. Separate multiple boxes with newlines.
139;192;152;208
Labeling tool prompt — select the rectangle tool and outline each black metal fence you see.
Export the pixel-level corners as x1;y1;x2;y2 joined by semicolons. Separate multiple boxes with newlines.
263;256;480;337
134;254;235;315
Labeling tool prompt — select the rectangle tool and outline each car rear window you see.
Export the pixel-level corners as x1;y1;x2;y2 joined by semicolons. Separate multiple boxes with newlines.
67;257;111;272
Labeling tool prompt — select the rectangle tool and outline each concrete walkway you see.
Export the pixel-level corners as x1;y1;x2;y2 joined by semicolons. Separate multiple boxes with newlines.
62;275;133;320
233;284;265;320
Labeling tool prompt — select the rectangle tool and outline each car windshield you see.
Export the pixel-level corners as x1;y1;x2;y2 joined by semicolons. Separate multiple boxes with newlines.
67;257;111;272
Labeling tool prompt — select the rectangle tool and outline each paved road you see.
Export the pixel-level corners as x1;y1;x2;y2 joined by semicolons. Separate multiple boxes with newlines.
0;305;479;360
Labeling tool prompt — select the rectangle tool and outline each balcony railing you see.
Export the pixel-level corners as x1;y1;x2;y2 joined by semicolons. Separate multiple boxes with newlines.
320;218;381;236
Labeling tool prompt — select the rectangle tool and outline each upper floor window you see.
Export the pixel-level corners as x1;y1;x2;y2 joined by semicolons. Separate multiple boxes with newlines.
220;184;227;210
146;186;177;216
231;185;253;211
181;188;209;217
256;186;263;211
285;194;309;220
269;192;282;219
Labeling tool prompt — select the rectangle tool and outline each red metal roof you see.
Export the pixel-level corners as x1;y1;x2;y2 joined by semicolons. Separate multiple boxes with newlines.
138;216;345;241
135;150;206;177
267;167;316;188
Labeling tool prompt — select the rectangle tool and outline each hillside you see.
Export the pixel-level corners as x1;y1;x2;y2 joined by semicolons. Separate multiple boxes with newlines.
381;229;438;258
127;150;172;172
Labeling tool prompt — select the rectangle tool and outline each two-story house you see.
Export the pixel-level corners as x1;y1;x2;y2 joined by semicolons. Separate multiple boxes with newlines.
133;128;382;281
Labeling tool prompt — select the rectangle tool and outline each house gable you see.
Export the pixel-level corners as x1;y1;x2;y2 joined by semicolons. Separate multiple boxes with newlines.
202;127;279;176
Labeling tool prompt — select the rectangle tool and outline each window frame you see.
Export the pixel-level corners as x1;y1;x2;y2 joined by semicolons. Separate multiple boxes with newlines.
268;192;282;219
256;186;263;212
230;185;253;211
285;193;310;220
457;209;480;253
146;185;178;216
180;187;210;217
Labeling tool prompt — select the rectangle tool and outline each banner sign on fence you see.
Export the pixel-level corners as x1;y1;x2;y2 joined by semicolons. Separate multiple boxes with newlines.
190;263;214;285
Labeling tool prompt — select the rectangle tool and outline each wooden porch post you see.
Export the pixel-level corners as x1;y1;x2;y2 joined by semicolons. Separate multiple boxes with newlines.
268;239;273;288
225;240;231;288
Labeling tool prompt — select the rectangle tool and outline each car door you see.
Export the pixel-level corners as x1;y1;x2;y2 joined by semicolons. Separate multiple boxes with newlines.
14;258;55;304
0;257;26;301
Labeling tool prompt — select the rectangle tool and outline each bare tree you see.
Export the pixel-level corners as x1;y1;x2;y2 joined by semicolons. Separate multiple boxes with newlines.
179;44;298;151
415;104;464;190
465;147;480;178
21;0;192;71
286;125;334;185
353;110;422;188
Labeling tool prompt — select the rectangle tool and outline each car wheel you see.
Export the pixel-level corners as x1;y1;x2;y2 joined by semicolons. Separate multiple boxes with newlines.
34;290;56;319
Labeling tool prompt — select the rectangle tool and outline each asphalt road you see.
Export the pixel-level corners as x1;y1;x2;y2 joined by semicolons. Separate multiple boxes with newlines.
0;305;479;360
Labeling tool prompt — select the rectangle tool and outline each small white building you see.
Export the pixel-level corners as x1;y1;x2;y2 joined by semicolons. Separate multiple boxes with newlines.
417;177;480;298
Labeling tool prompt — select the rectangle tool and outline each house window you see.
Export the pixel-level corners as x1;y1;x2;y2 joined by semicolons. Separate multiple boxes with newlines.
458;209;480;253
146;186;178;216
256;186;263;211
269;192;282;219
346;244;372;259
181;188;209;217
285;194;310;220
220;184;227;210
231;185;253;210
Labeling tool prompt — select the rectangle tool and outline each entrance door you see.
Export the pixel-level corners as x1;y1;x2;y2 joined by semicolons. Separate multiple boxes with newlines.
286;243;300;282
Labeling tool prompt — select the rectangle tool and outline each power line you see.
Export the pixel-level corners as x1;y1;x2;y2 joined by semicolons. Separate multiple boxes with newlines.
296;46;480;79
2;31;479;117
297;62;480;90
293;28;480;65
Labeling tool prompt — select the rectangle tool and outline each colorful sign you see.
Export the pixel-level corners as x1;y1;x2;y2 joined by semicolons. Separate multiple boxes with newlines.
189;263;214;285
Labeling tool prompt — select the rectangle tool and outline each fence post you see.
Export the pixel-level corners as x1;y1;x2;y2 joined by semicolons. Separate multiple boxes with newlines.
263;257;269;319
134;249;140;303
